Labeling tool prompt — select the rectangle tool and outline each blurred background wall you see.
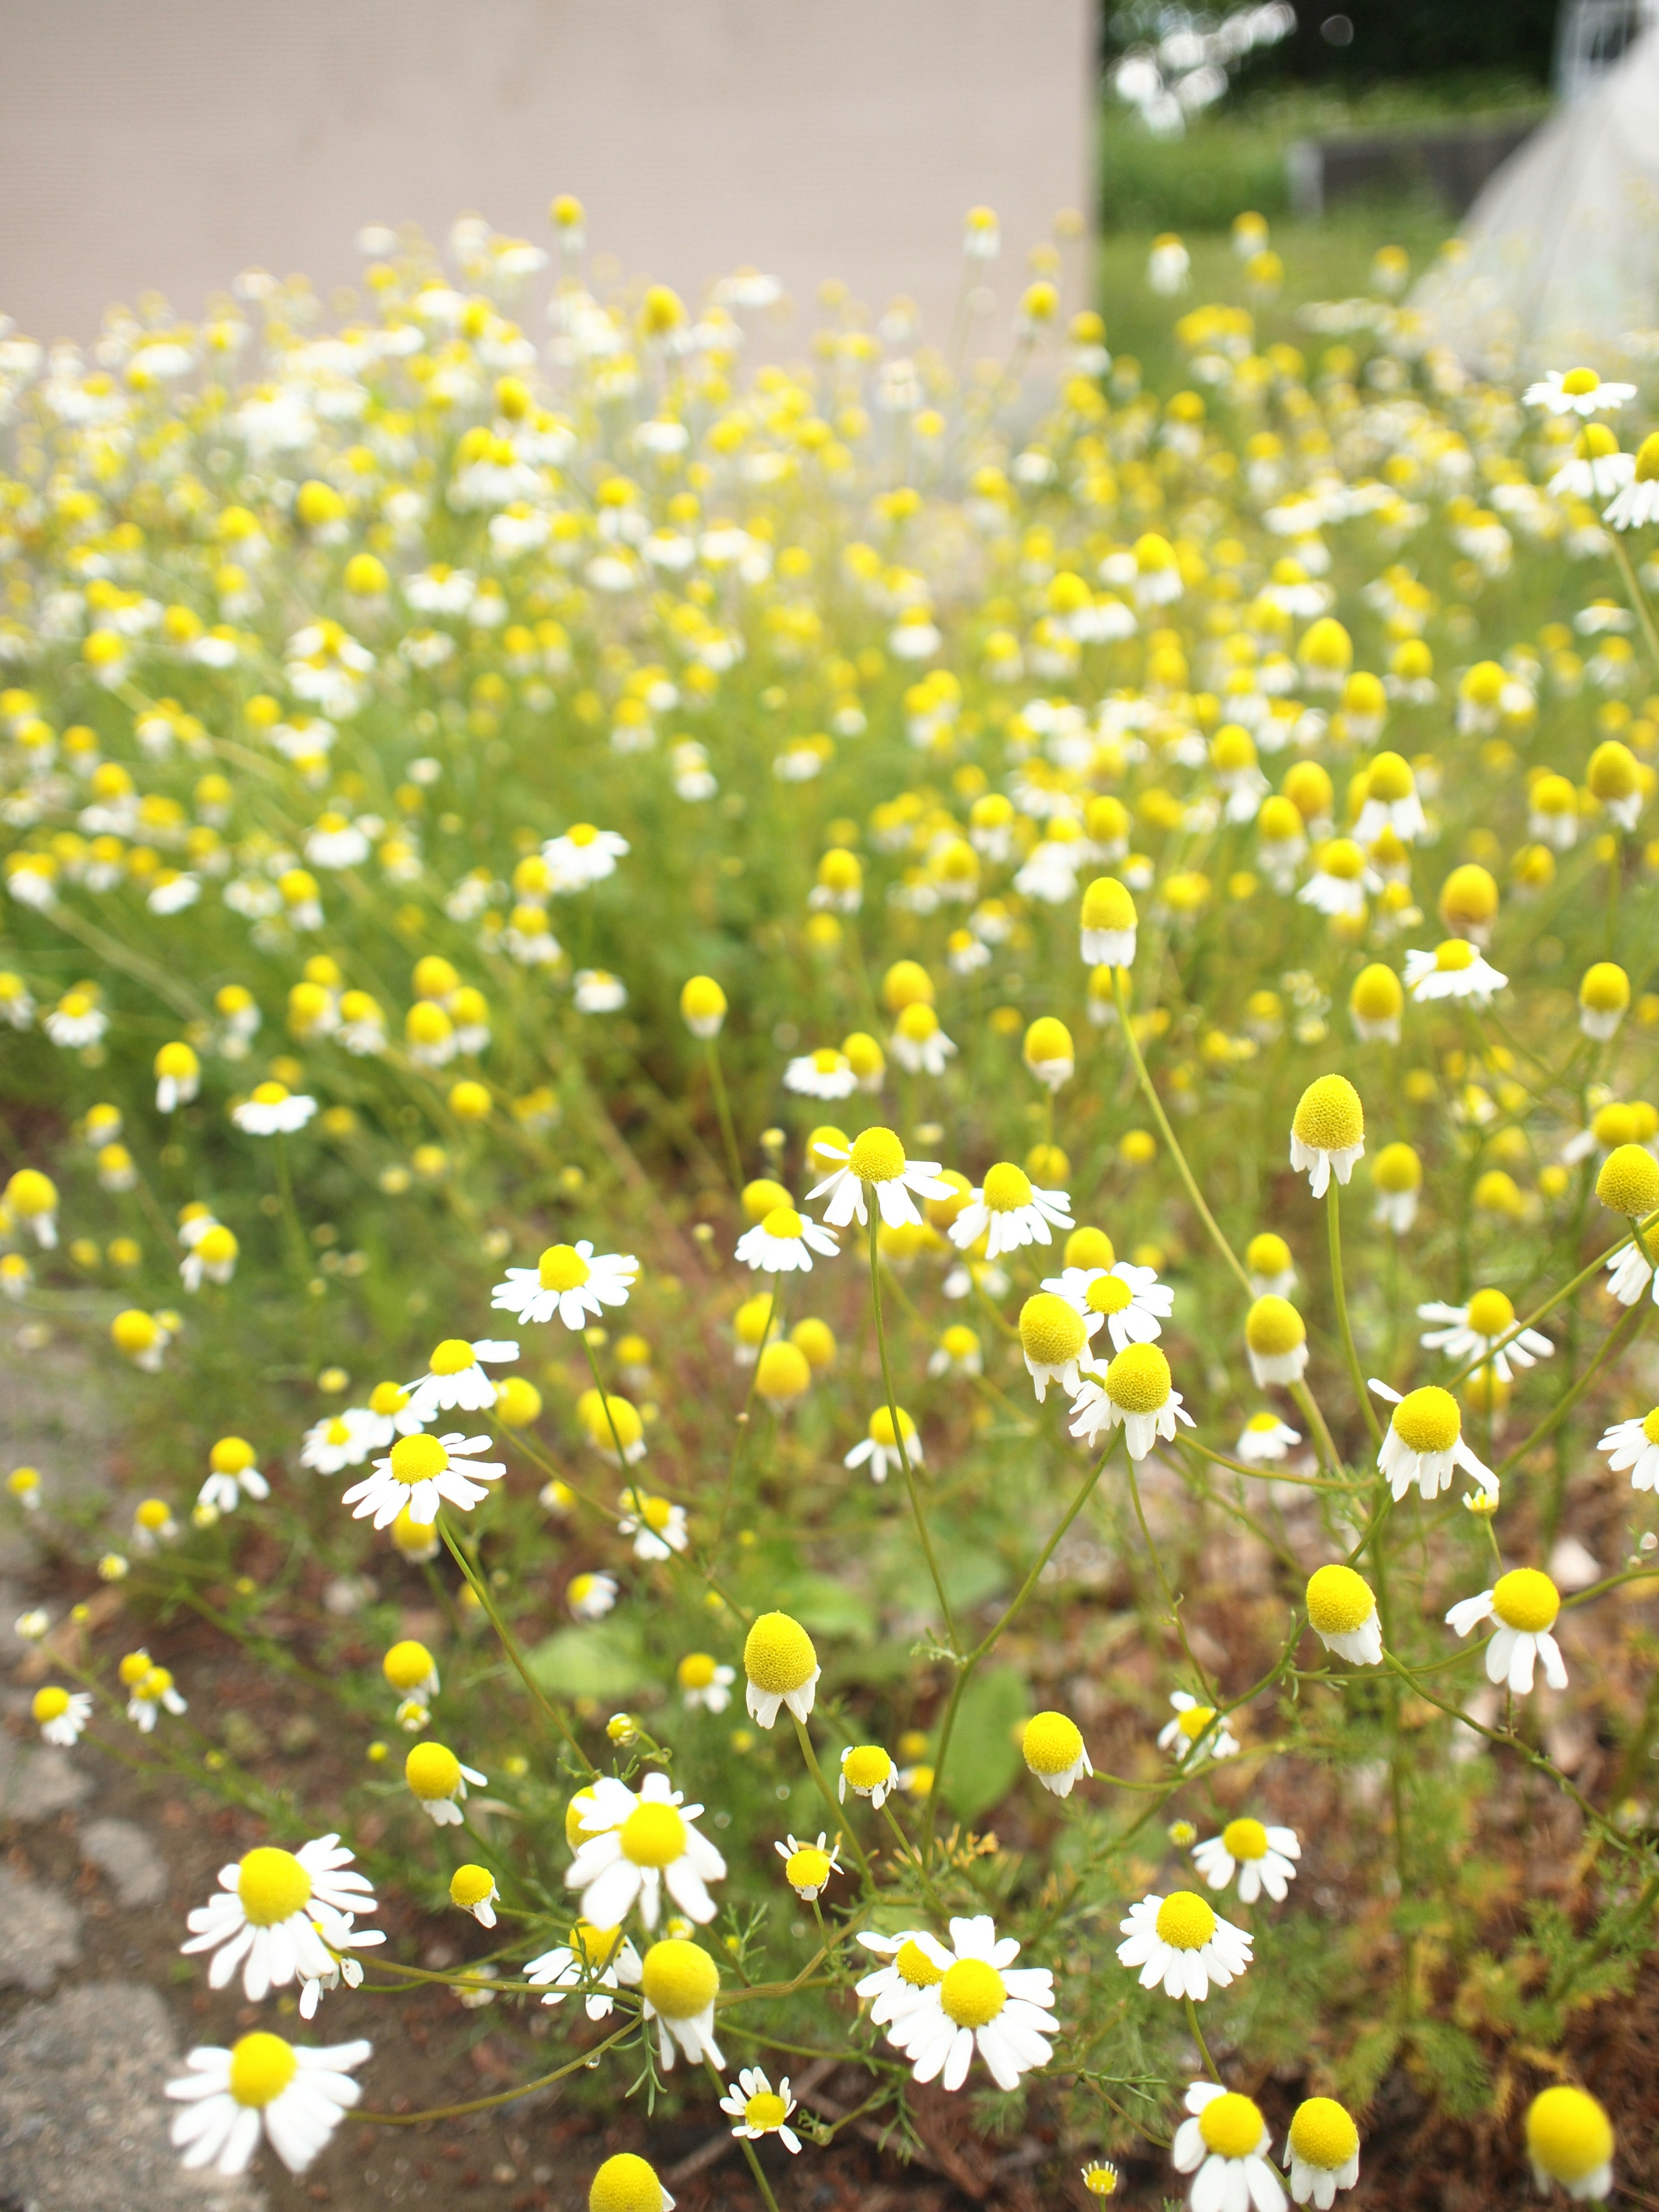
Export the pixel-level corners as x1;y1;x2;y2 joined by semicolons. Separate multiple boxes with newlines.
0;0;1096;345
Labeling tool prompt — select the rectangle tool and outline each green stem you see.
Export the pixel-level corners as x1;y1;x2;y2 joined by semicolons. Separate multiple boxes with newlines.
867;1206;957;1649
880;1802;947;1920
706;2057;783;2212
1114;969;1250;1296
1328;1182;1383;1449
704;1036;745;1193
438;1519;595;1773
1184;1995;1219;2082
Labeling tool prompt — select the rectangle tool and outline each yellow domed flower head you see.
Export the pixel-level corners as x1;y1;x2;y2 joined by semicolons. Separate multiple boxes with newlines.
1285;2097;1361;2202
449;1862;499;1926
742;1611;820;1729
1372;1381;1493;1503
1447;1567;1567;1694
1370;1140;1423;1235
6;1168;59;1248
1246;1231;1295;1294
881;959;934;1014
640;1937;723;2069
1416;1287;1553;1384
807;1125;952;1232
1596;1142;1659;1219
163;2028;369;2177
839;1743;896;1807
1191;1817;1302;1904
1299;617;1353;692
1080;877;1137;967
1018;1291;1089;1401
1070;1341;1194;1461
1525;2085;1614;2201
1349;962;1403;1043
1290;1074;1365;1198
950;1160;1074;1262
383;1639;439;1703
1066;1226;1116;1271
1437;861;1499;944
1119;1887;1252;1999
1579;960;1631;1042
1171;2084;1278;2202
197;1435;269;1516
1022;1710;1092;1797
153;1040;200;1113
845;1402;921;1482
1023;1015;1075;1090
405;1739;486;1825
1588;737;1643;828
32;1683;92;1745
680;973;727;1039
736;1204;841;1274
789;1315;838;1374
588;2153;671;2212
755;1339;813;1411
1244;1295;1308;1387
390;1503;441;1562
493;1375;543;1428
775;1830;842;1900
1080;2159;1119;2197
575;1388;646;1467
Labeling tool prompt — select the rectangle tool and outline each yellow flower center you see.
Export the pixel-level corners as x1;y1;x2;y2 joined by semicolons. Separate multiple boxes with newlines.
843;1745;893;1790
940;1957;1006;2028
761;1207;805;1241
1643;1406;1659;1446
786;1847;831;1890
539;1243;591;1290
1526;2086;1613;2182
1106;1341;1171;1413
211;1436;254;1474
1086;1272;1133;1316
620;1801;687;1867
848;1126;906;1182
868;1405;914;1447
1023;1710;1085;1774
1155;1891;1217;1949
678;1652;718;1689
1351;965;1402;1020
383;1639;435;1690
1198;2092;1265;2160
450;1864;496;1909
744;2091;789;2131
32;1687;70;1722
1246;1295;1304;1355
406;1741;462;1799
1307;1564;1374;1635
1433;938;1475;973
429;1337;476;1375
1221;1818;1268;1862
569;823;598;845
1081;876;1137;932
896;1938;944;1986
1176;1705;1216;1741
391;1433;448;1485
569;1920;623;1967
1390;1386;1460;1455
1492;1568;1560;1634
743;1611;817;1693
1292;1074;1364;1152
251;1081;289;1106
640;1936;719;2019
811;1049;844;1073
228;2031;299;2110
1319;837;1366;881
237;1846;312;1926
1288;2098;1359;2170
982;1162;1033;1213
1020;1293;1087;1365
1465;1288;1515;1338
589;2154;665;2212
1597;1143;1659;1218
1366;750;1414;801
1561;367;1599;395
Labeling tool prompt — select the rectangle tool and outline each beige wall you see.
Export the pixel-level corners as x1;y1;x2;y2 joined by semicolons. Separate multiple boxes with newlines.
0;0;1096;346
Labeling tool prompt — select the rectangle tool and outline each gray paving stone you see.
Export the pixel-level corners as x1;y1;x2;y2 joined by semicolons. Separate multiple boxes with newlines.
79;1816;168;1909
0;1980;265;2212
0;1873;81;1993
0;1723;95;1824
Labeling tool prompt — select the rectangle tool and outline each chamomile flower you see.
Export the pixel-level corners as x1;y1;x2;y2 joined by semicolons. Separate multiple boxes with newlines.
128;1665;188;1731
197;1436;270;1514
640;1936;724;2069
948;1161;1073;1258
720;2069;802;2153
1246;1233;1297;1297
181;1836;378;2000
1306;1565;1384;1665
1244;1295;1308;1387
232;1081;317;1135
343;1431;505;1528
402;1336;519;1418
1371;1141;1423;1233
1172;2083;1285;2212
1118;1890;1252;2000
1283;2098;1360;2207
491;1242;638;1328
617;1490;689;1560
1353;751;1427;844
1079;875;1138;966
1297;837;1375;918
807;1125;953;1229
1192;1819;1301;1903
1446;1568;1568;1693
844;1404;921;1483
1289;1075;1365;1198
1236;1412;1301;1463
1371;1380;1494;1502
1069;1342;1193;1460
1044;1259;1173;1351
928;1323;983;1376
839;1743;896;1807
785;1047;859;1099
1598;1405;1659;1491
677;1652;735;1710
1018;1291;1093;1400
1525;2085;1614;2202
855;1929;949;2030
32;1685;92;1745
890;1001;957;1076
1404;940;1507;1006
543;821;629;890
1022;1710;1093;1797
776;1833;842;1900
449;1864;499;1926
528;1920;643;2016
588;2155;675;2212
569;1571;619;1620
735;1205;839;1271
1157;1691;1240;1764
895;1915;1057;2092
743;1610;820;1727
1081;2160;1119;2197
405;1741;486;1825
166;2032;371;2177
1523;365;1635;416
1417;1288;1552;1381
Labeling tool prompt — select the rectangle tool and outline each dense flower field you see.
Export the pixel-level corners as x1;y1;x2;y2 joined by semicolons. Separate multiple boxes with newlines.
0;204;1656;2207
